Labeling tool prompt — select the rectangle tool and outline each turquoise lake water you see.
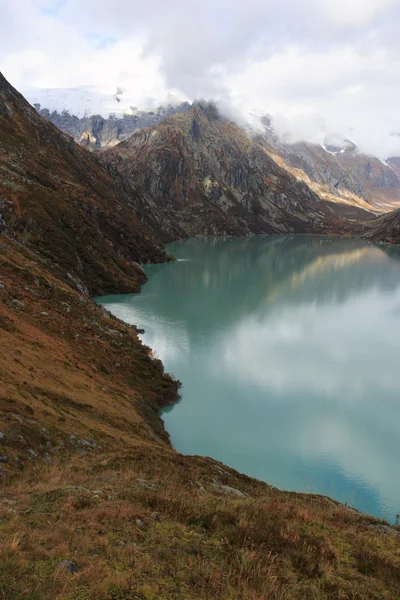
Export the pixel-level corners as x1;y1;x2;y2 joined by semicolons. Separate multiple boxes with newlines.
98;235;400;522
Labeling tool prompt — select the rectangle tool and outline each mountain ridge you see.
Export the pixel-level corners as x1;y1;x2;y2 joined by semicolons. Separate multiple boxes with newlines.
0;72;169;296
101;102;371;239
30;95;400;214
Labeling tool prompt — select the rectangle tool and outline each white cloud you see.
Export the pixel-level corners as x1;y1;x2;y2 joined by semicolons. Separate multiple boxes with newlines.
321;0;400;26
2;0;400;156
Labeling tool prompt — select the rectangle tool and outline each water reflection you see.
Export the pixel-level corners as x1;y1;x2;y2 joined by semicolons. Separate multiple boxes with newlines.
99;236;400;521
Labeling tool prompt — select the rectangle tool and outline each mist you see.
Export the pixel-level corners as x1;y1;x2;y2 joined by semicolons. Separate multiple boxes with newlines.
3;0;400;158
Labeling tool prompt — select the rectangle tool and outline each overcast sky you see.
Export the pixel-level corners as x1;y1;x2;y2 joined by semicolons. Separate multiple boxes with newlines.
2;0;400;157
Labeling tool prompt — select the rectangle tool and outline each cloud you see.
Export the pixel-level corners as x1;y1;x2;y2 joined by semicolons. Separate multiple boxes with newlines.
2;0;400;156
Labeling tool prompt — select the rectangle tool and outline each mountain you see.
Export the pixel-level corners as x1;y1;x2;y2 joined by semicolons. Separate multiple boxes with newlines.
101;102;373;239
363;207;400;244
387;156;400;179
322;133;357;154
35;102;191;150
0;73;168;296
22;85;184;118
28;95;400;214
260;123;400;213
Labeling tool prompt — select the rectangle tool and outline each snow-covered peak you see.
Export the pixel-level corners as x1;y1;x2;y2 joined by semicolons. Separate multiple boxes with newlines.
322;133;356;155
21;85;185;118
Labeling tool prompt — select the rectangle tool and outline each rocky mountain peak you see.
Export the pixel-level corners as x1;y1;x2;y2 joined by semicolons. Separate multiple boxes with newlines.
323;133;357;154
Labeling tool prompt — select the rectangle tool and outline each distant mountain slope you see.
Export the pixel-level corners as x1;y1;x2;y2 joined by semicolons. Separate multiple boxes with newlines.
260;127;400;213
28;95;400;213
101;102;372;238
362;208;400;244
0;72;167;296
35;102;191;150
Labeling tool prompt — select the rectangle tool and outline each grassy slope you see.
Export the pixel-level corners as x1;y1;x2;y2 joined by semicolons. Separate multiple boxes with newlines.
1;236;400;600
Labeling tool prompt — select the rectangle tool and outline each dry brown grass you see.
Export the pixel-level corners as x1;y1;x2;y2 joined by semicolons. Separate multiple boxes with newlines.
1;450;400;600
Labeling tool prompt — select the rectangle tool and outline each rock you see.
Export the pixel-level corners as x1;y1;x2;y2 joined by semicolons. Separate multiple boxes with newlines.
0;432;4;440
25;287;41;298
107;329;121;337
101;307;111;320
77;439;97;449
0;455;8;463
136;479;160;490
369;524;399;536
10;413;24;423
211;483;247;498
57;560;79;574
40;311;48;316
67;485;91;493
12;299;25;308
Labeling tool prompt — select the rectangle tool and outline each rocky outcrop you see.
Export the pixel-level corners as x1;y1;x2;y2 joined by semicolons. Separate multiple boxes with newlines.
0;72;168;296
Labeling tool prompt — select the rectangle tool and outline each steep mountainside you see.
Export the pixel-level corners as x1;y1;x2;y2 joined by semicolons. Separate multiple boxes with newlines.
32;98;400;213
363;208;400;244
0;72;167;296
261;127;400;212
102;103;372;239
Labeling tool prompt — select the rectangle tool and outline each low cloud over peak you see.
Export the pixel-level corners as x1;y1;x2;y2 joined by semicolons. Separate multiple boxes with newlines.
3;0;400;157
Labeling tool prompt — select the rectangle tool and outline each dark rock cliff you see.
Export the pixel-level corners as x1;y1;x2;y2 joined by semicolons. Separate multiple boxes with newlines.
0;72;168;296
101;102;369;239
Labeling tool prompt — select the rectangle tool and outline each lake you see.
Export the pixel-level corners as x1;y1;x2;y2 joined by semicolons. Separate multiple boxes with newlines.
98;235;400;522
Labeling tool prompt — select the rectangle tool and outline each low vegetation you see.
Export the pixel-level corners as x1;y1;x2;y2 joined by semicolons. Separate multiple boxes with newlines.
1;236;400;599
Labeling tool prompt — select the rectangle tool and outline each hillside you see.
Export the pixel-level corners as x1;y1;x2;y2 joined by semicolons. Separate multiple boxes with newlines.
260;126;400;213
2;236;400;600
101;103;372;239
363;208;400;244
0;73;167;296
